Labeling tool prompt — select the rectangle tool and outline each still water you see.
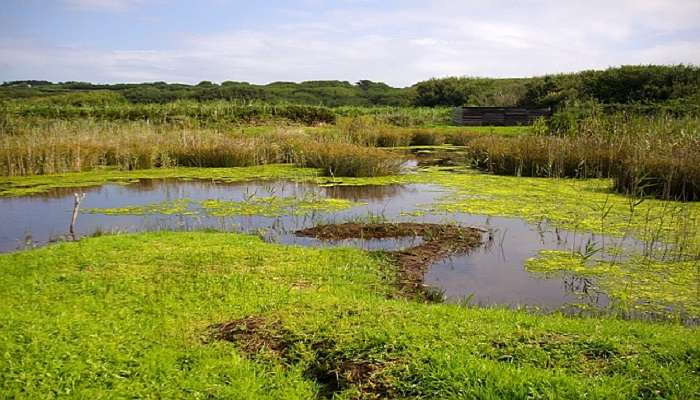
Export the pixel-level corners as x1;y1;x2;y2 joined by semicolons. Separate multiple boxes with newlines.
1;178;641;313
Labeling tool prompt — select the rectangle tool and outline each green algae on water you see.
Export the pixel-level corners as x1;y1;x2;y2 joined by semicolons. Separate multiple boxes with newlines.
82;195;363;218
4;164;700;251
83;199;195;216
200;196;363;217
526;250;700;319
408;167;700;250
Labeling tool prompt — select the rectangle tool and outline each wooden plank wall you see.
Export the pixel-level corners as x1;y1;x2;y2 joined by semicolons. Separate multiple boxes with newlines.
452;107;552;126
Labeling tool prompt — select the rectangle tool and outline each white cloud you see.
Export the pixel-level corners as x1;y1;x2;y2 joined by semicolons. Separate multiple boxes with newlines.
63;0;148;11
2;1;700;85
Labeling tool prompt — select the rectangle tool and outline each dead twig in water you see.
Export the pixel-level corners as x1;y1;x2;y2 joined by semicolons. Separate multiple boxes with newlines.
69;192;86;240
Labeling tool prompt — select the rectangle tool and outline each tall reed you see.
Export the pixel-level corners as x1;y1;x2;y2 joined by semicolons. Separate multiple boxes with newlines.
0;119;402;177
462;114;700;200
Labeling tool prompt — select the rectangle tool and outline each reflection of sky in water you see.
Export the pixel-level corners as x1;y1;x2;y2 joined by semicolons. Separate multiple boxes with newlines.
1;179;644;313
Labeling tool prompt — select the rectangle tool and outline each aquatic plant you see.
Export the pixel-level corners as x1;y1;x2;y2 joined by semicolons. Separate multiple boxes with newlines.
83;199;195;216
526;250;700;321
83;195;363;218
200;195;363;217
0;164;319;197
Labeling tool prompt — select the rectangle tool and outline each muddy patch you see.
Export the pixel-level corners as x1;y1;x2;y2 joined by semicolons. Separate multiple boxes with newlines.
209;316;397;398
209;316;289;356
295;222;484;299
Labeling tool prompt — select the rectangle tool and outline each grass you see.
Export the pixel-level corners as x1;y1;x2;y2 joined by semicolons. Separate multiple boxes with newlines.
11;110;695;198
2;100;699;397
329;116;526;148
1;231;698;398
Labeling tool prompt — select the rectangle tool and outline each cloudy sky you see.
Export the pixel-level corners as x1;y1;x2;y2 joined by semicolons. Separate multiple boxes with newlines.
1;0;699;86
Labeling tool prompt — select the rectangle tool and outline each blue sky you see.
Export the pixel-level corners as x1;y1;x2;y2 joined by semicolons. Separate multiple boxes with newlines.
2;0;699;86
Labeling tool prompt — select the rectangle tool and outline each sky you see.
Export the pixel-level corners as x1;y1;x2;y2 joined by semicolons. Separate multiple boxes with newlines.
1;0;699;87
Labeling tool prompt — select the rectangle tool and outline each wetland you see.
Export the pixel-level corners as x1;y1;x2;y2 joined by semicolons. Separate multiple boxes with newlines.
1;103;699;398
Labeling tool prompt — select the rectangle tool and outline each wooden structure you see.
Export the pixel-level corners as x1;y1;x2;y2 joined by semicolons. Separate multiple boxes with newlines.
452;106;552;126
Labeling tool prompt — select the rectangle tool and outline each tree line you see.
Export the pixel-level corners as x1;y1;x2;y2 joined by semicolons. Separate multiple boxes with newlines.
2;65;699;112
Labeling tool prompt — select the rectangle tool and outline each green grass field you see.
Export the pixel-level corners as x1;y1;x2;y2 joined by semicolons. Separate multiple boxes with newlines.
1;231;698;399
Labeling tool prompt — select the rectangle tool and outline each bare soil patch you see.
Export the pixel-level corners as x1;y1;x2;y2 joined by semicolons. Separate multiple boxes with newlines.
210;316;397;398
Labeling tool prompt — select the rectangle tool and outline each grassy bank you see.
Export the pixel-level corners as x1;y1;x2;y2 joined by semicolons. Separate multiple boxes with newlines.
1;231;698;399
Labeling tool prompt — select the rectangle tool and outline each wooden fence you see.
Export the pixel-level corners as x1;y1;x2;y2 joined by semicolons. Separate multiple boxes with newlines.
452;106;552;126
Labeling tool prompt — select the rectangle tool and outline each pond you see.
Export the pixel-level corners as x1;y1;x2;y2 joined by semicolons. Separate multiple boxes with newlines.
1;177;645;315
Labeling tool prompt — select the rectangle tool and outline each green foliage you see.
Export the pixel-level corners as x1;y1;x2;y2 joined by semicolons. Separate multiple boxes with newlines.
17;91;128;106
582;65;700;104
520;65;700;113
413;77;528;107
1;79;413;107
332;106;453;126
4;65;698;112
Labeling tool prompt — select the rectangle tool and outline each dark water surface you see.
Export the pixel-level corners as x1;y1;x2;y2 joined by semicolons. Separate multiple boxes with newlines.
1;178;641;313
